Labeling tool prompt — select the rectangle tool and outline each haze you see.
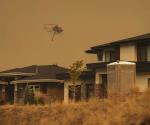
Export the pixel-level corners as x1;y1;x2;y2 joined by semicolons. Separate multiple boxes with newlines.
0;0;150;70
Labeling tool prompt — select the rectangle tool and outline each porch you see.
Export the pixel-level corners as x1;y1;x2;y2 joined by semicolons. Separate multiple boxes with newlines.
11;79;65;104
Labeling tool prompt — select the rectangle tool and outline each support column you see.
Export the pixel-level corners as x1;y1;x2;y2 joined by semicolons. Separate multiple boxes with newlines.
81;83;86;100
14;77;19;104
95;72;102;98
64;82;69;103
14;84;18;104
2;85;6;103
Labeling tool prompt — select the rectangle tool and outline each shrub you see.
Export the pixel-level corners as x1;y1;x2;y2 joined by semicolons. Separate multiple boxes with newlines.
0;91;150;125
24;87;36;104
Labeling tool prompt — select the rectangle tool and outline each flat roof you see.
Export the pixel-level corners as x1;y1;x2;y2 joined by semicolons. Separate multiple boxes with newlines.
108;61;135;66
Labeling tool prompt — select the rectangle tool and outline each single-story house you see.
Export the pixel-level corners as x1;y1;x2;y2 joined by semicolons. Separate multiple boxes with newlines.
0;65;94;104
0;65;69;104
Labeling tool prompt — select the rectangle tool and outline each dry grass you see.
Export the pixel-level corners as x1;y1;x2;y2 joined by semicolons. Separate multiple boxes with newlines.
0;90;150;125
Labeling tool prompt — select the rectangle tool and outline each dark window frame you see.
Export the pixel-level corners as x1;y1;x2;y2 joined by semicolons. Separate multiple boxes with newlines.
148;78;150;88
97;51;103;61
105;50;116;62
137;45;147;62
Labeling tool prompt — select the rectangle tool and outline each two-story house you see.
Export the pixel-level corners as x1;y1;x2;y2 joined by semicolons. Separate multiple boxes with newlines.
86;33;150;96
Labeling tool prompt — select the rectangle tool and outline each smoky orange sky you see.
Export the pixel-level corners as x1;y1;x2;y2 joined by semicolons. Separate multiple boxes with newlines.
0;0;150;71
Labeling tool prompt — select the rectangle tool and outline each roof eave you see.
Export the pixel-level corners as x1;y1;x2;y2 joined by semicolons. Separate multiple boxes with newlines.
85;49;97;54
91;38;150;50
11;79;64;84
0;72;35;77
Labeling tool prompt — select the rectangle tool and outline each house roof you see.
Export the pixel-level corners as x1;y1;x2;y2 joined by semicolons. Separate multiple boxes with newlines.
86;33;150;53
1;65;37;74
0;65;69;83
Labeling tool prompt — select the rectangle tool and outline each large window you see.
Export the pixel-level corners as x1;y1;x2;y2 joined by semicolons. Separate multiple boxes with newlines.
138;45;147;62
105;50;116;62
28;85;40;93
137;45;150;62
97;51;103;61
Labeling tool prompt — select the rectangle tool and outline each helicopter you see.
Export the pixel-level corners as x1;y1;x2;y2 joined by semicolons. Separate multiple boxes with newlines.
44;24;63;41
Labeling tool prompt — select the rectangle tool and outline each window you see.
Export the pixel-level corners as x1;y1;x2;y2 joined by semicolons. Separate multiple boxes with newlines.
86;84;94;99
0;86;2;99
69;85;81;101
148;79;150;88
105;51;110;62
18;86;25;98
147;46;150;61
105;51;116;62
97;51;103;61
137;45;147;62
28;85;40;93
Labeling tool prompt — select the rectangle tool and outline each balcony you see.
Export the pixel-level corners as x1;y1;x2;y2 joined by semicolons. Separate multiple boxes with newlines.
86;61;150;72
86;62;109;70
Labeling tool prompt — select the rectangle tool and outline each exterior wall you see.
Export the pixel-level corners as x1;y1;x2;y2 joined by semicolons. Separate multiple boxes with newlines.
64;80;84;103
136;73;150;92
16;83;64;104
95;68;107;97
47;84;64;102
120;43;137;61
95;68;107;84
64;79;95;103
14;79;95;104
